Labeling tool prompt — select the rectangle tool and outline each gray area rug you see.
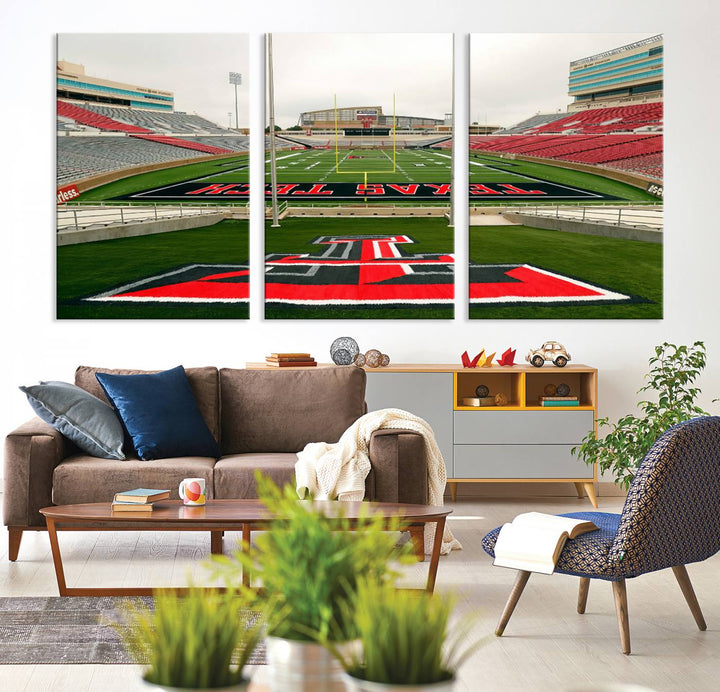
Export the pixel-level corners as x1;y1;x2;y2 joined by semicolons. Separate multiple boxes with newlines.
0;597;266;665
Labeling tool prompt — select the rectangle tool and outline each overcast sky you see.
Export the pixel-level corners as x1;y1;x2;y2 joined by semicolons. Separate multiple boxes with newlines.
270;33;452;127
471;33;658;128
56;33;658;130
57;34;250;128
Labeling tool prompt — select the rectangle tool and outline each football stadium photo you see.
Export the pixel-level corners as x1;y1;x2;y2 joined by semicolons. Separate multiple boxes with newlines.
56;34;251;319
263;32;455;320
466;33;662;319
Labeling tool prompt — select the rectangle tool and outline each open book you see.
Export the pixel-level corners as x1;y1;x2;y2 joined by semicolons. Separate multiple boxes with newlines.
493;512;599;574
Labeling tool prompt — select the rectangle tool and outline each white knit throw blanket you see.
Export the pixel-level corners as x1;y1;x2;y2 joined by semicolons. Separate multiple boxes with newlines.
295;408;462;556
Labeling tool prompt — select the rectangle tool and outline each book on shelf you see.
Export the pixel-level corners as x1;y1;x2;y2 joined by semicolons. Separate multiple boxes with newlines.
111;501;155;512
113;488;170;504
539;398;580;407
539;396;579;401
493;512;599;575
266;356;317;362
265;361;317;368
269;353;312;358
265;356;317;367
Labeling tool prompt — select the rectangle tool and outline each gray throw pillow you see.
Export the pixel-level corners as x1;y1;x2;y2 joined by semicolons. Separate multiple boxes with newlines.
20;381;125;460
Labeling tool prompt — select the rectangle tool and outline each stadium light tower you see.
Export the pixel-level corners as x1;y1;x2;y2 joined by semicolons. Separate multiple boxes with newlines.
229;72;242;130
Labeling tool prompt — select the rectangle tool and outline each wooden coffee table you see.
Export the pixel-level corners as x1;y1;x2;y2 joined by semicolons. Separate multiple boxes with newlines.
40;499;451;597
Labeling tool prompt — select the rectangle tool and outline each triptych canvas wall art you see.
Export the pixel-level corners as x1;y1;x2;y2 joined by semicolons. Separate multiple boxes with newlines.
56;32;662;320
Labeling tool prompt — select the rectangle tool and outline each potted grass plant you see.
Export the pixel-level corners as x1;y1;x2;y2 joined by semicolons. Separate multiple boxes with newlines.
330;579;483;691
209;473;413;692
118;586;262;691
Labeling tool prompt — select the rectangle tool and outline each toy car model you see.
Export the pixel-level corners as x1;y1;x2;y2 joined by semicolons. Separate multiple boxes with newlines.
526;341;571;368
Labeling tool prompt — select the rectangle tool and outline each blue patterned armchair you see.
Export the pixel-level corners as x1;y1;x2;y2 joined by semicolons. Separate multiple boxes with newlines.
482;416;720;654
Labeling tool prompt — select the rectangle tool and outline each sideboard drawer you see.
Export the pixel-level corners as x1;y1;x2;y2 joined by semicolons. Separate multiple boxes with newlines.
453;444;594;479
453;410;594;445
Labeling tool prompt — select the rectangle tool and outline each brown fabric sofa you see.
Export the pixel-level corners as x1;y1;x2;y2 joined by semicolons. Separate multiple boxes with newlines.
4;365;427;561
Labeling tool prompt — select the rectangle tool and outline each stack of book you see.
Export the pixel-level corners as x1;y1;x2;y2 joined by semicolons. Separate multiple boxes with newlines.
539;396;580;407
111;488;170;512
265;353;317;368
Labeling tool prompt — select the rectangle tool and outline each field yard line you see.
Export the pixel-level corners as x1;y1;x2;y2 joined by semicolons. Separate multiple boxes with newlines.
86;264;244;300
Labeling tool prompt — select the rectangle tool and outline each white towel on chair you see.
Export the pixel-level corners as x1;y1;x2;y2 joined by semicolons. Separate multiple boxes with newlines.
295;408;461;556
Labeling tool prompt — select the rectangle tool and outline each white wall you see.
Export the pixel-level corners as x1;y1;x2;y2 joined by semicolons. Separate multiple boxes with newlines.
2;1;719;446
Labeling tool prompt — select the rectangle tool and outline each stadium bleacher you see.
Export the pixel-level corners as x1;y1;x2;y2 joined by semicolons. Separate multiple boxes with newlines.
495;112;569;134
56;136;212;185
83;105;231;135
523;102;663;134
57;100;245;184
463;102;663;180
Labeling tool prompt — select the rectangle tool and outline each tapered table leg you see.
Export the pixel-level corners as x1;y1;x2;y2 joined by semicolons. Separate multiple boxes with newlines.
210;530;223;555
408;525;425;562
242;524;252;587
496;570;531;636
425;517;446;594
46;518;69;597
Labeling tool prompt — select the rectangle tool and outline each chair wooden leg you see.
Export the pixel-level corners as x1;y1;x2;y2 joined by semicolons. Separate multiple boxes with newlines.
495;570;531;636
577;577;590;614
672;565;707;631
8;528;23;562
611;579;631;655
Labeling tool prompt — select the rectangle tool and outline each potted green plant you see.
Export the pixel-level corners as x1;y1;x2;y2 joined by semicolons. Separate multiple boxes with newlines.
118;587;262;691
574;342;712;489
329;579;483;691
209;474;412;692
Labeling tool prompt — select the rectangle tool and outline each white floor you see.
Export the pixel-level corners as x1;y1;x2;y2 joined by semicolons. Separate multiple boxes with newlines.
1;494;718;692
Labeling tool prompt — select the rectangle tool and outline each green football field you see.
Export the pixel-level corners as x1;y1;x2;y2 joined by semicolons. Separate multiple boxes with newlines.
77;155;250;204
269;147;451;183
74;146;656;207
468;152;657;203
57;219;249;319
469;224;662;319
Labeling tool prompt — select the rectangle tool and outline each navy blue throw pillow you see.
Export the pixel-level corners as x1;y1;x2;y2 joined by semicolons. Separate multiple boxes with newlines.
95;366;220;460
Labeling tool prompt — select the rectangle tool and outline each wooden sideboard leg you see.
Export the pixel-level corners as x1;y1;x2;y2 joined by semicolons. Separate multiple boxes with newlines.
210;530;224;555
577;577;590;614
8;528;23;562
583;482;598;508
448;482;458;502
573;482;585;499
408;526;425;562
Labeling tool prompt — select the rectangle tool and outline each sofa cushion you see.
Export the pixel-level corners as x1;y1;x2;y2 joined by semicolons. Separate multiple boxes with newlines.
219;367;367;453
214;453;299;499
19;381;125;460
95;366;221;461
75;366;220;442
53;454;216;505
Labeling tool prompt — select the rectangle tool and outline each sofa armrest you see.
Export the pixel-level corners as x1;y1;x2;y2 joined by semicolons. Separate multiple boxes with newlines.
366;428;427;505
3;418;68;527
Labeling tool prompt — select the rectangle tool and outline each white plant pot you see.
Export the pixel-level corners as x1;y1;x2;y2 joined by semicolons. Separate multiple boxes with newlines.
341;672;456;692
141;677;249;691
265;636;346;692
